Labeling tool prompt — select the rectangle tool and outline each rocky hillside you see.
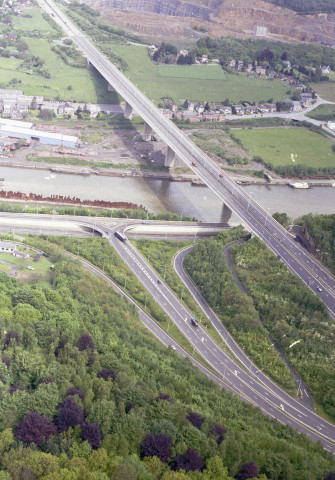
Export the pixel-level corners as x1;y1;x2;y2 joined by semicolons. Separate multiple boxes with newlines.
83;0;335;46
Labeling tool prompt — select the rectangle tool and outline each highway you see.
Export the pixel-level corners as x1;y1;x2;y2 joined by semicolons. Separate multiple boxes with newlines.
38;0;335;319
105;221;335;453
2;212;335;452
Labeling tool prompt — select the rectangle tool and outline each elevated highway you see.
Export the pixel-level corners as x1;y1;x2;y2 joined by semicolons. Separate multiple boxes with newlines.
39;0;335;319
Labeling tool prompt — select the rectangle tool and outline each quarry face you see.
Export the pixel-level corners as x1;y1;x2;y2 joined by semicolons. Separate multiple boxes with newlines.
83;0;335;46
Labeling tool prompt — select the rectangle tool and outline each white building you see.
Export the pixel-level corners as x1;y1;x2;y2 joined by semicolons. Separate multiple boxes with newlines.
0;241;16;252
254;26;267;36
327;121;335;130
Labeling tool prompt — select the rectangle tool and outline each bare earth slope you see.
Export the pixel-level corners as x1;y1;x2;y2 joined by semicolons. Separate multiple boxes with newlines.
83;0;335;46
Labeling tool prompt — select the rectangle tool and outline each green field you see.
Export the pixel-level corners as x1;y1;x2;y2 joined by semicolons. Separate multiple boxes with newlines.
233;128;335;167
0;37;117;102
0;251;52;275
307;103;335;121
1;8;118;103
110;44;290;104
13;8;54;31
311;82;335;102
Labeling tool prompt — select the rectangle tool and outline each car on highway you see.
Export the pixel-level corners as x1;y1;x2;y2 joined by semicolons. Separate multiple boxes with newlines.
317;286;323;292
190;317;198;327
219;173;223;178
157;279;161;284
171;345;176;351
192;161;197;167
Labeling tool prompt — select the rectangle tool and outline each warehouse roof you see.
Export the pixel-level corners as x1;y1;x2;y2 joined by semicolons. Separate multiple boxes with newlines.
0;125;78;143
0;118;33;129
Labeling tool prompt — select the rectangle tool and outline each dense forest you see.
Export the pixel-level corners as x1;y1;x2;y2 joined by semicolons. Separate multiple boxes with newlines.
184;233;335;419
298;213;335;273
0;236;333;479
195;37;335;71
262;0;335;13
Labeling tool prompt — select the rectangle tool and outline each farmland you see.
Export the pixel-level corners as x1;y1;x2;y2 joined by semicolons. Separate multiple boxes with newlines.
232;128;335;168
110;44;290;104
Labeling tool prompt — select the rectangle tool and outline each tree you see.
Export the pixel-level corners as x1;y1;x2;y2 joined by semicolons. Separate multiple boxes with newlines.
154;392;173;403
210;422;227;444
111;462;138;480
81;422;102;449
76;334;95;352
54;398;84;432
324;474;335;480
98;368;115;380
236;462;259;480
140;434;173;462
39;109;54;120
281;51;288;61
30;96;37;110
186;412;204;430
173;449;204;472
15;412;56;445
203;456;229;479
4;331;19;347
66;387;84;400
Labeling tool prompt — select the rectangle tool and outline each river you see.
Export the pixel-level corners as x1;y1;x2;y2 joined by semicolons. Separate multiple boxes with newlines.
0;166;334;223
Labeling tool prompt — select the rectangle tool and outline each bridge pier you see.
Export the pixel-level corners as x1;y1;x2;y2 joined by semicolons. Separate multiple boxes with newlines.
164;146;175;167
108;83;116;92
124;102;133;120
86;58;91;67
143;123;153;142
220;203;232;224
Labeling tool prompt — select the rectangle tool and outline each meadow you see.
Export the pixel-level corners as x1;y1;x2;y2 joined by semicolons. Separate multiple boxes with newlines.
109;44;289;104
1;9;117;103
307;103;335;121
232;127;335;168
311;81;335;102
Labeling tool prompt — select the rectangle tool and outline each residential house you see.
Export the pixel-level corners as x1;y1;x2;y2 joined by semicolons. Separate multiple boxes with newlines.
283;99;302;112
7;33;17;42
201;54;208;64
299;92;313;107
232;105;245;114
178;49;189;57
246;64;253;72
327;121;335;130
195;103;205;114
220;106;232;115
87;103;100;118
203;112;225;122
255;65;266;75
148;45;158;53
268;104;277;112
229;59;236;69
237;60;244;71
170;103;178;113
57;102;75;116
321;65;331;74
182;111;201;122
257;105;269;113
245;105;258;114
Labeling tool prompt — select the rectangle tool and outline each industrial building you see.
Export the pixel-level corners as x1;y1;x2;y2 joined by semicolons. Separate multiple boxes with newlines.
0;119;78;148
